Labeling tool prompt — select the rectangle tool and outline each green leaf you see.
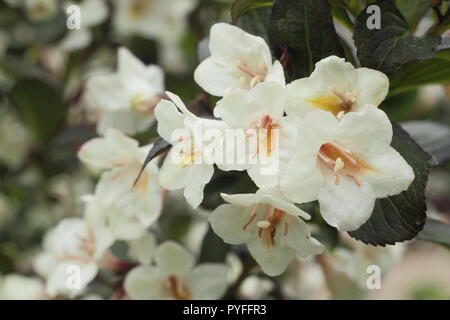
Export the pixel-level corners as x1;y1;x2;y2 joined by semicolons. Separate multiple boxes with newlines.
389;39;450;95
236;6;272;40
348;123;432;246
401;120;450;166
199;226;230;263
354;0;440;76
231;0;273;24
418;218;450;247
268;0;344;80
8;78;66;144
395;0;431;30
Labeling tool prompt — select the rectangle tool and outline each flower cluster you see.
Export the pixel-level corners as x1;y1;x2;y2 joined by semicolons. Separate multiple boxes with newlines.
154;23;415;275
32;22;415;298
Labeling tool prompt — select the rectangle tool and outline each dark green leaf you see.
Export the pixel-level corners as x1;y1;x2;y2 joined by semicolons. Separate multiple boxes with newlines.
418;218;450;247
134;137;171;187
231;0;273;24
268;0;344;80
389;40;450;95
395;0;431;30
354;0;440;76
401;120;450;166
348;123;432;246
8;78;66;144
199;226;230;263
237;6;272;40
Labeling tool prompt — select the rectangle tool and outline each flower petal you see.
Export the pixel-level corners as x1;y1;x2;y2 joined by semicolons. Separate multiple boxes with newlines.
78;128;139;171
187;264;229;299
209;204;253;245
194;57;246;96
154;99;186;143
208;23;272;72
183;164;214;209
247;235;298;276
318;175;376;231
336;105;392;156
354;68;389;109
214;82;286;128
155;242;195;276
124;265;162;300
362;147;415;198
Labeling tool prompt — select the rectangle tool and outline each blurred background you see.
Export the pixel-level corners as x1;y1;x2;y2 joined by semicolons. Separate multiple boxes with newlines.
0;0;449;300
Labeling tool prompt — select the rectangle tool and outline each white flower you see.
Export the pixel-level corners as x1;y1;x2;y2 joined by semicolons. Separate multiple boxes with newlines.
124;241;229;300
128;232;157;265
0;274;45;300
213;82;297;190
25;0;58;22
0;110;31;170
113;0;196;42
329;234;405;294
78;129;163;240
60;0;109;51
86;47;164;135
280;106;415;231
34;216;114;298
194;23;285;97
154;92;227;209
286;56;389;120
209;191;323;276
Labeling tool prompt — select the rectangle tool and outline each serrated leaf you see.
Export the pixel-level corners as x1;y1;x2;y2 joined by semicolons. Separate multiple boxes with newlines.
401;120;450;166
8;78;66;144
418;218;450;247
231;0;273;24
348;123;432;246
268;0;344;80
354;0;440;76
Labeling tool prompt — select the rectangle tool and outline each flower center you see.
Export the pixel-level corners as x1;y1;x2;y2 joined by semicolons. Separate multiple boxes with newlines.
60;228;96;264
176;136;202;167
318;142;373;186
167;275;190;300
131;94;160;114
248;115;279;158
237;63;268;88
129;0;152;18
307;87;357;117
243;204;289;250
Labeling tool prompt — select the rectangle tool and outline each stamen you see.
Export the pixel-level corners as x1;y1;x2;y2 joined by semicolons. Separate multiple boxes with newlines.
243;204;259;230
257;220;271;229
347;174;361;186
334;157;344;172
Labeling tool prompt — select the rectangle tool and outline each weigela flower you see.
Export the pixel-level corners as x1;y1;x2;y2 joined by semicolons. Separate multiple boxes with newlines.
155;92;227;209
124;241;229;300
78;129;163;239
113;0;196;47
194;23;285;97
286;56;389;120
209;191;323;276
86;47;164;135
0;274;46;300
213;82;298;190
25;0;57;22
34;215;114;298
280;106;415;231
60;0;109;51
